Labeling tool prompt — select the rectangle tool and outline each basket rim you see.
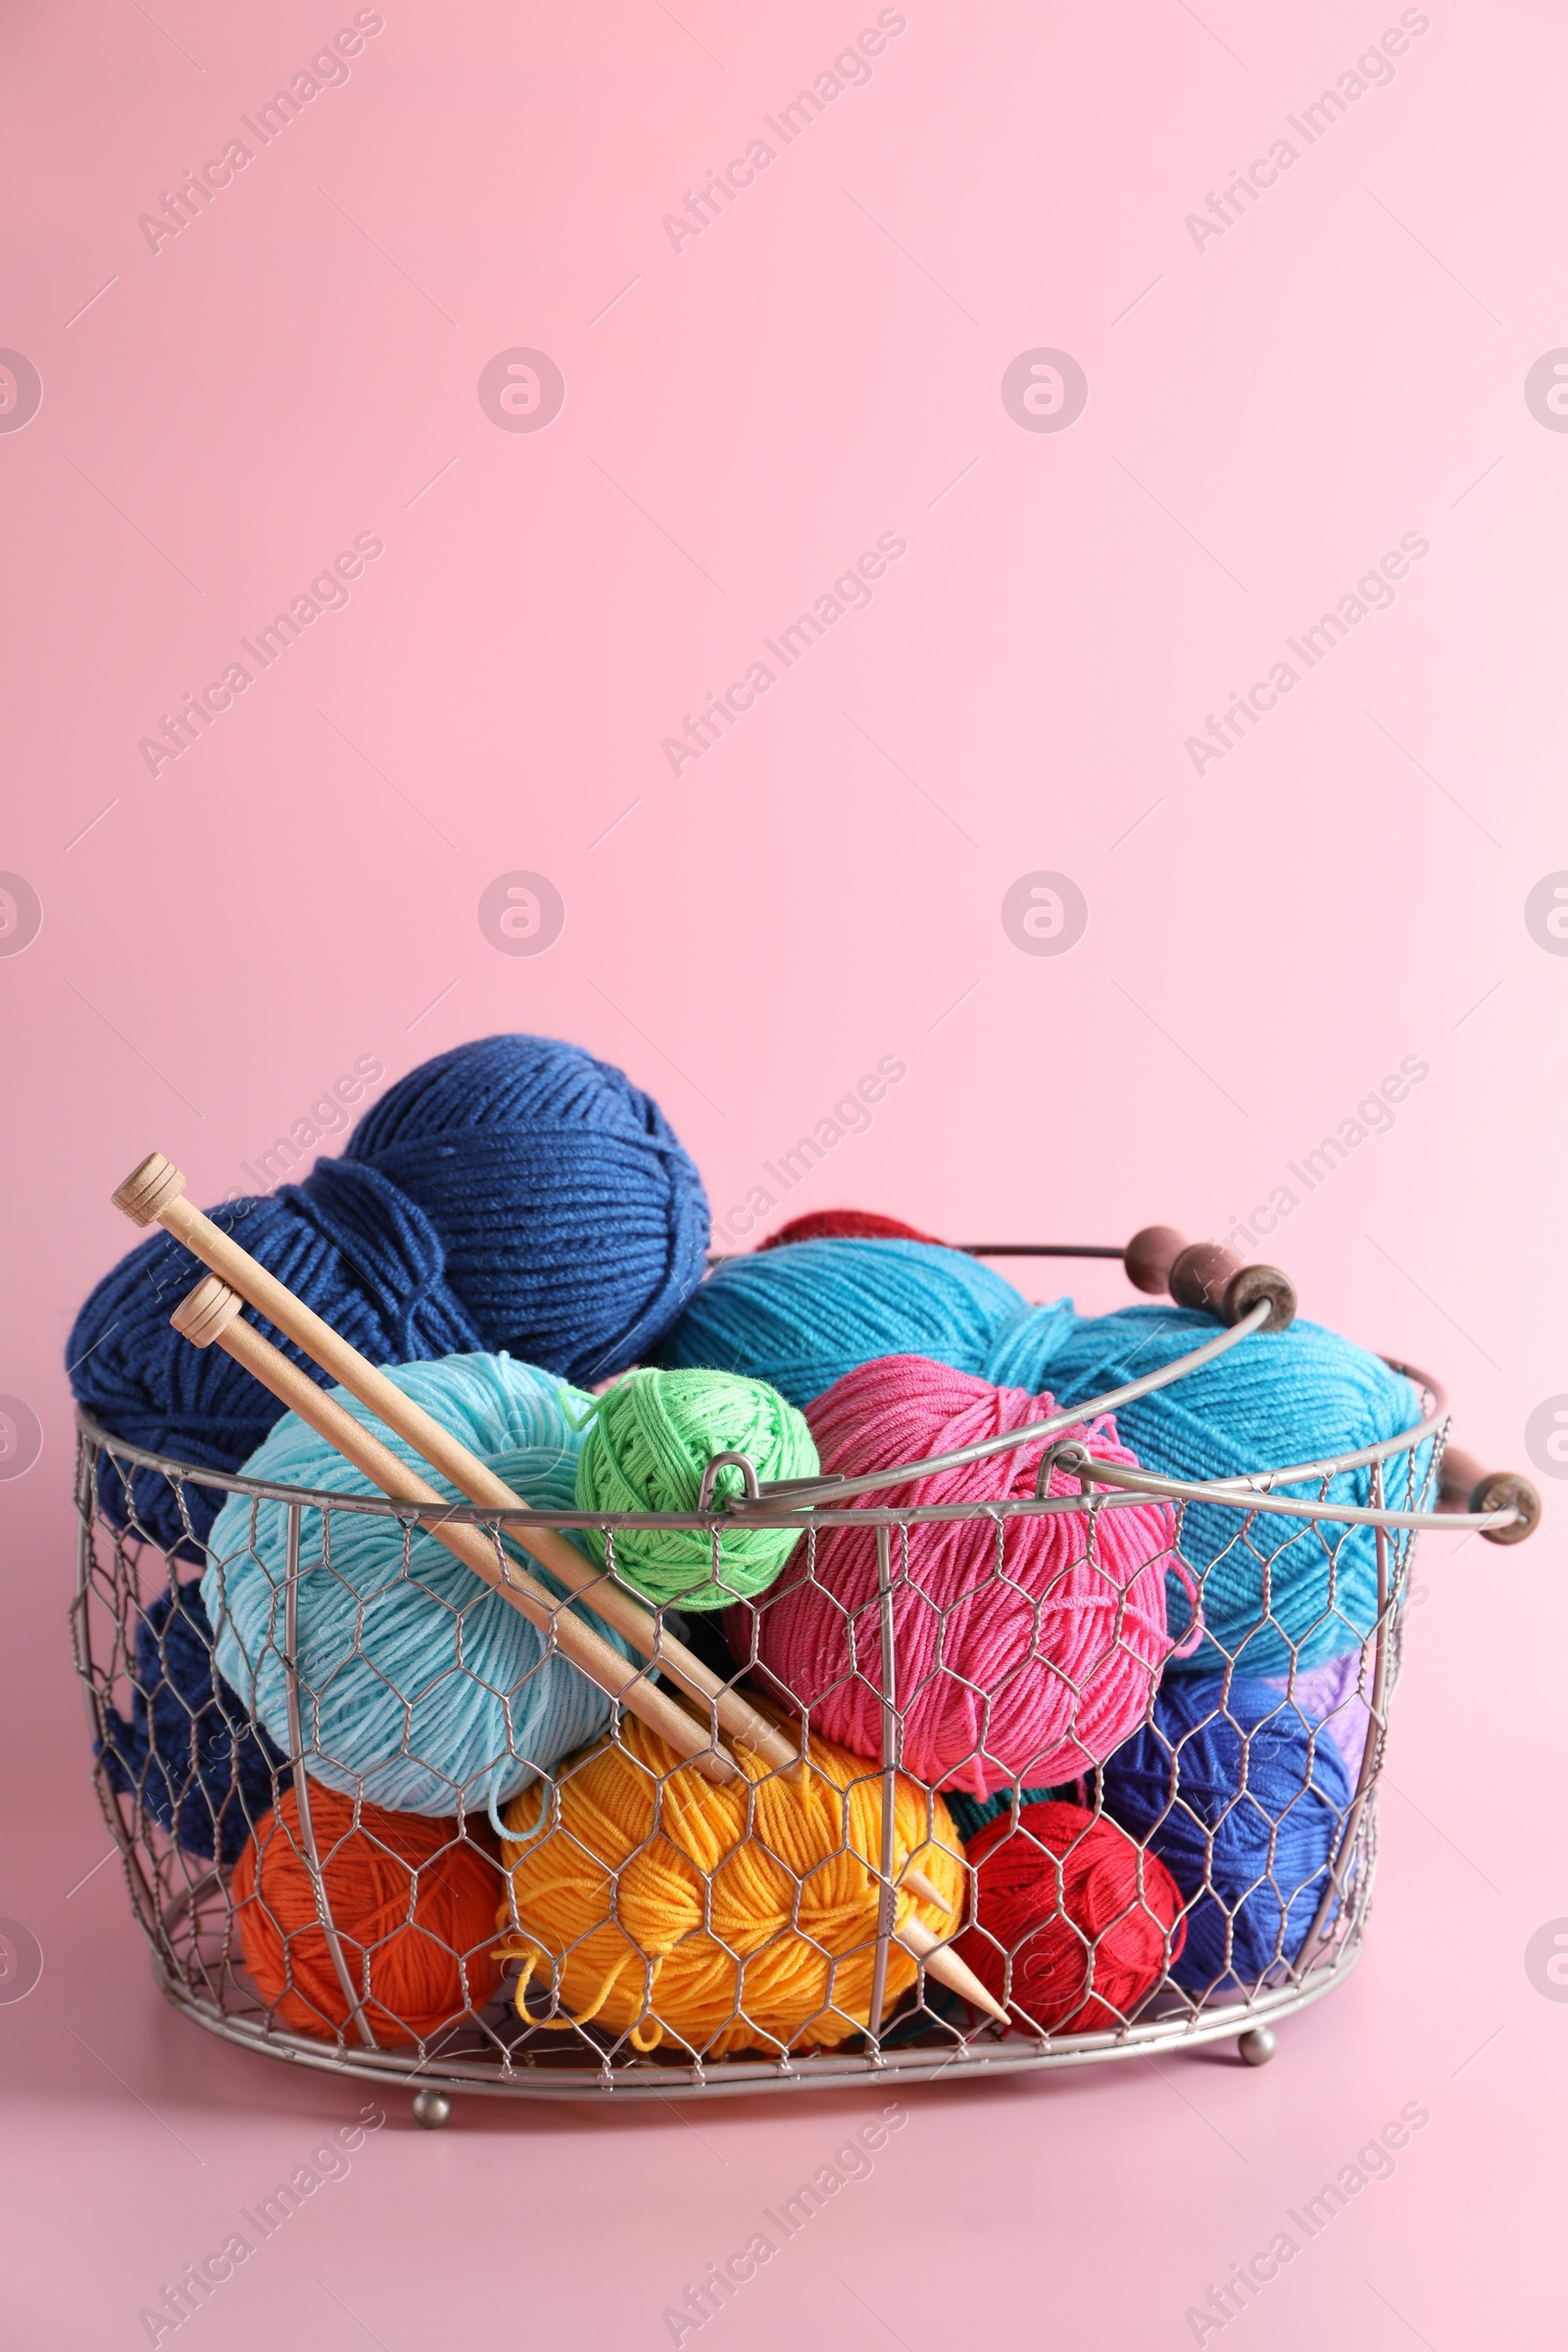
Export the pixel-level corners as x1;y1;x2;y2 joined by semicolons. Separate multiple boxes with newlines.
72;1402;1460;1537
72;1276;1476;1528
145;1938;1366;2098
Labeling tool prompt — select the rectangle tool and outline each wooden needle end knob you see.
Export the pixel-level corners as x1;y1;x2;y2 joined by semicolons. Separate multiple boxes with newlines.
172;1274;245;1348
114;1152;186;1226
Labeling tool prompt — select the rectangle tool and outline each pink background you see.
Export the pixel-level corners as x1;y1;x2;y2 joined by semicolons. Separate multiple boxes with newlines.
3;0;1567;2342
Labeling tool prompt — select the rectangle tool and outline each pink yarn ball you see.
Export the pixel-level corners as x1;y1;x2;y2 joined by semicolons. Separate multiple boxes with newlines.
728;1355;1181;1797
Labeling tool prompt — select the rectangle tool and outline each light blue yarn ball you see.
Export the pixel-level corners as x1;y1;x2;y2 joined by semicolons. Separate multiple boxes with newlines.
988;1303;1431;1678
654;1239;1030;1407
204;1352;632;1818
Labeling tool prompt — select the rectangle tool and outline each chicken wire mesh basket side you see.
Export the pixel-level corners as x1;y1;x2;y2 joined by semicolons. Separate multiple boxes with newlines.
70;1344;1482;2108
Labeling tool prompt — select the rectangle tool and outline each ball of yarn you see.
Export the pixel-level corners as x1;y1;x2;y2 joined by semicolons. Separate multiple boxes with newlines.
1100;1673;1353;1991
69;1033;710;1553
731;1356;1181;1795
942;1782;1077;1846
573;1367;816;1610
234;1781;503;2043
656;1238;1028;1407
344;1034;709;1371
1265;1646;1376;1774
760;1209;941;1249
496;1715;964;2056
956;1801;1186;2032
989;1303;1430;1677
98;1582;286;1865
204;1353;634;1817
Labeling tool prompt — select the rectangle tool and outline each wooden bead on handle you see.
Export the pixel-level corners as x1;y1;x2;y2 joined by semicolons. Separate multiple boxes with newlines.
1437;1446;1542;1546
1124;1225;1297;1332
1124;1226;1185;1296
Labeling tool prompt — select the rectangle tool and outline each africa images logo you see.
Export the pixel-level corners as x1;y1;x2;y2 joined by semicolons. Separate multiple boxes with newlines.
1000;350;1089;433
1524;872;1568;953
478;872;566;956
477;350;565;433
1002;872;1089;955
1525;351;1568;430
0;351;42;433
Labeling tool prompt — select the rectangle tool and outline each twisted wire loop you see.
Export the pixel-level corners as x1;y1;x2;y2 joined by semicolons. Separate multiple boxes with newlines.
72;1367;1448;2100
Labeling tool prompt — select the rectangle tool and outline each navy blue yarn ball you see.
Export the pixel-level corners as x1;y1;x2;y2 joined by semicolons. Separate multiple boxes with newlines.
98;1583;287;1867
69;1035;710;1553
1099;1673;1352;1992
341;1035;710;1373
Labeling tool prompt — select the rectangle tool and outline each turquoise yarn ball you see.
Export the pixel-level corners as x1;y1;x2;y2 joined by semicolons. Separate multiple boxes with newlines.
989;1304;1431;1678
655;1238;1029;1406
204;1353;632;1818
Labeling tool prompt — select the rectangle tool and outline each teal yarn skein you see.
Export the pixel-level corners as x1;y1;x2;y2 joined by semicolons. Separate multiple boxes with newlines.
988;1304;1431;1678
654;1238;1030;1407
204;1353;633;1818
574;1366;817;1610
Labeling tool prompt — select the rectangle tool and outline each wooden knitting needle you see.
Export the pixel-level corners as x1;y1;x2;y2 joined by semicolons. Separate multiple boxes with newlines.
897;1914;1007;2027
866;1843;1004;2024
172;1276;740;1787
116;1152;801;1780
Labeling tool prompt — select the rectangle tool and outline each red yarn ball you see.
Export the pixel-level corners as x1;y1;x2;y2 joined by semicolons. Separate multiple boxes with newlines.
730;1355;1178;1794
958;1801;1186;2032
759;1209;942;1250
233;1782;504;2045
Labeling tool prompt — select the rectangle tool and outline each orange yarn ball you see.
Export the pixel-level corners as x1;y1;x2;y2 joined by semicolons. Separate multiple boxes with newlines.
234;1783;504;2045
497;1718;965;2057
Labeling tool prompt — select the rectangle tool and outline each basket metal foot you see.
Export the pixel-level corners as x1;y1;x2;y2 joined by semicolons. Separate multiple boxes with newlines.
412;2088;452;2130
1238;2026;1277;2068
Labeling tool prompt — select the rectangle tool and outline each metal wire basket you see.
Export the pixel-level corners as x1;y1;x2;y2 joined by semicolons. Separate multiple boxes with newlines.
71;1240;1538;2116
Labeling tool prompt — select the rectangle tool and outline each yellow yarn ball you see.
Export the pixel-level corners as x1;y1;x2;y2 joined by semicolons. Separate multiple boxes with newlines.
496;1719;964;2057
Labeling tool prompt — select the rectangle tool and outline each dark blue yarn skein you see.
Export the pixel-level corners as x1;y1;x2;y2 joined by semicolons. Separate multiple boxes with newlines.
341;1034;710;1375
98;1583;287;1867
69;1035;710;1554
1099;1673;1353;1992
73;1161;483;1555
988;1303;1430;1676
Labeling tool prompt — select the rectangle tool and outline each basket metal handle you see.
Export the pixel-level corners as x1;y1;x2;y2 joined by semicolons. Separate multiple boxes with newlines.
697;1450;761;1510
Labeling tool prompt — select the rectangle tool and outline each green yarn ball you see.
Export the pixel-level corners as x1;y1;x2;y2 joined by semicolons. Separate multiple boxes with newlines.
573;1367;817;1610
